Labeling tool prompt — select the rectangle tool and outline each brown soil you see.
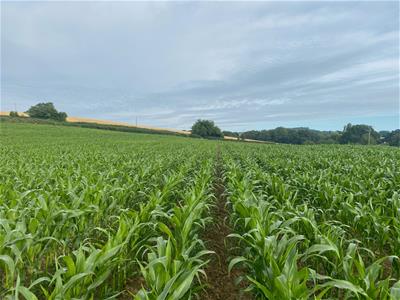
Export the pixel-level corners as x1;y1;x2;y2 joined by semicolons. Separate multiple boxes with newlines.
119;276;146;299
200;147;252;300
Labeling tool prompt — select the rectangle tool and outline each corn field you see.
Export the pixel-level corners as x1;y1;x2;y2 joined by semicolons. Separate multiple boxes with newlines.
0;122;399;299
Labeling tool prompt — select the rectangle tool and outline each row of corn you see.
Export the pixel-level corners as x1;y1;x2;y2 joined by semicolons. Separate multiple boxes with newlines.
2;123;400;299
0;124;217;299
223;143;400;299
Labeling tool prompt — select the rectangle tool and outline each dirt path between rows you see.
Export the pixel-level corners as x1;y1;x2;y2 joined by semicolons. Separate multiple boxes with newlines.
200;146;252;300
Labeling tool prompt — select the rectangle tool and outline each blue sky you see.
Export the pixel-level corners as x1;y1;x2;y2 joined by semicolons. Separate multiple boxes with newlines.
1;1;399;131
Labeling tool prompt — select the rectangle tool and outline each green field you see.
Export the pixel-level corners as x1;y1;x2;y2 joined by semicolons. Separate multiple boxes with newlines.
1;122;399;299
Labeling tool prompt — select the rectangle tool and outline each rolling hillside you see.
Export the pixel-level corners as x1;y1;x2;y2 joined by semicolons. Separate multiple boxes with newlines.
0;111;265;142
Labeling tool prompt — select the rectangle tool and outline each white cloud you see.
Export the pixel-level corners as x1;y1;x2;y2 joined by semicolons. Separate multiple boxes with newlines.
1;1;399;130
312;59;398;83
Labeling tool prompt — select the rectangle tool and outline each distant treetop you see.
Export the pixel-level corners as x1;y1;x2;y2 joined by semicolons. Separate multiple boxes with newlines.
26;102;67;121
191;119;223;139
340;123;379;145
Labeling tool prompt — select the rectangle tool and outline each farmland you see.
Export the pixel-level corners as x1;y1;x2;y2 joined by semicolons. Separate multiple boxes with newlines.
1;122;399;299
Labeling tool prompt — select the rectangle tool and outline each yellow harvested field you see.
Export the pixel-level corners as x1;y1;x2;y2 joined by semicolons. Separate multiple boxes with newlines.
66;116;191;135
0;111;29;117
1;112;189;135
223;136;238;141
0;112;266;143
223;135;267;143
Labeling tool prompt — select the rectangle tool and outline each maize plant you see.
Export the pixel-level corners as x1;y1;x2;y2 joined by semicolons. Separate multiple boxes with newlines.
134;160;215;299
1;121;399;299
0;123;217;299
223;143;400;299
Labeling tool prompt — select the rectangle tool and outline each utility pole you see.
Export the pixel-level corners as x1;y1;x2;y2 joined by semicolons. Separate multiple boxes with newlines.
368;127;371;145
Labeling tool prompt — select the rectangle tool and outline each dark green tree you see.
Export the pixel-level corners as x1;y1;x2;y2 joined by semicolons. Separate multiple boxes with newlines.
240;127;341;145
379;130;390;141
9;111;19;117
340;124;379;145
26;102;67;121
191;119;223;138
385;129;400;146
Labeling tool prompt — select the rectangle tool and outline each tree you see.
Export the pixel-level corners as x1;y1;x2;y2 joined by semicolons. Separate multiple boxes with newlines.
26;102;67;121
379;130;390;140
191;119;223;138
340;124;379;145
240;127;341;145
385;129;400;146
9;111;19;117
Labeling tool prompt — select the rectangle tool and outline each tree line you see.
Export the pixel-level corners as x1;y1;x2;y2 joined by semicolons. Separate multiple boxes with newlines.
8;103;399;146
233;124;400;146
192;120;399;146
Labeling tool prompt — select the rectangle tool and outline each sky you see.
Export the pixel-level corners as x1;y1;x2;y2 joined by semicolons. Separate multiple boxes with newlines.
1;1;399;132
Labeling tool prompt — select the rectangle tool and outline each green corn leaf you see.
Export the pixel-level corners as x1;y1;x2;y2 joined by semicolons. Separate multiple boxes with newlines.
62;255;76;277
0;255;15;277
63;272;93;293
171;269;197;299
228;257;247;274
16;286;38;300
319;279;367;297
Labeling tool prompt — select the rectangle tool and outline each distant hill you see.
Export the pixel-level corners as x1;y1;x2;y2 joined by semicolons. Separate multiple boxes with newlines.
0;111;190;135
0;111;265;143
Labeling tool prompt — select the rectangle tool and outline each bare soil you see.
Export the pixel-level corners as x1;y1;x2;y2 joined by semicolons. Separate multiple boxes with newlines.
121;276;146;298
200;147;252;300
